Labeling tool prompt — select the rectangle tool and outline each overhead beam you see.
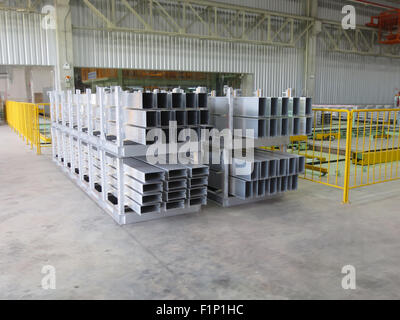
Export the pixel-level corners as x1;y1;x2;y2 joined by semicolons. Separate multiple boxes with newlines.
121;0;151;29
320;20;400;59
72;0;314;48
82;0;115;28
71;0;400;59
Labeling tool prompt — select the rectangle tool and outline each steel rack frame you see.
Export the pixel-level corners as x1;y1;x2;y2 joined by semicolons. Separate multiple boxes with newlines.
50;87;206;225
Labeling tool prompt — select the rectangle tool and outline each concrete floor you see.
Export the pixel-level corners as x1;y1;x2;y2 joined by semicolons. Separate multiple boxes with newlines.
1;125;400;300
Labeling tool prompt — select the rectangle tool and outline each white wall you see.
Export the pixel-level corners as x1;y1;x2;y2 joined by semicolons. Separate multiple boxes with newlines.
6;67;28;101
3;67;54;102
30;67;55;102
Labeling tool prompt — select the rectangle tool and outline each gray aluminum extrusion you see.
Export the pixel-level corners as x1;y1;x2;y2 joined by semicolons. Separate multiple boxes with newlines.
187;177;208;188
233;97;267;117
189;197;207;206
209;96;229;115
187;187;208;198
163;190;187;201
135;156;188;180
125;196;161;215
163;179;187;191
279;98;289;117
268;97;280;117
123;158;165;183
200;110;210;125
124;175;163;194
229;176;253;199
124;186;162;205
164;200;186;211
183;164;209;178
233;117;267;138
125;109;159;127
211;114;229;131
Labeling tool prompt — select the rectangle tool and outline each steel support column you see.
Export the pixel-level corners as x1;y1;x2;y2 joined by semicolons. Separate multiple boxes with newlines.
55;0;74;91
304;0;319;100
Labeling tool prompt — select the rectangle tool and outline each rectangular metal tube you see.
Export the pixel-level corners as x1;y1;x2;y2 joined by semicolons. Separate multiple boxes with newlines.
163;190;187;201
188;177;208;188
163;179;187;191
187;187;207;198
124;175;163;194
189;197;207;206
125;109;159;127
123;158;164;183
125;196;161;215
125;186;162;205
233;97;266;117
229;176;252;199
165;200;185;210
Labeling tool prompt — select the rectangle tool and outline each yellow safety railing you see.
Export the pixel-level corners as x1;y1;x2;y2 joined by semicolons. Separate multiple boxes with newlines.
350;108;400;193
5;101;51;155
289;107;400;203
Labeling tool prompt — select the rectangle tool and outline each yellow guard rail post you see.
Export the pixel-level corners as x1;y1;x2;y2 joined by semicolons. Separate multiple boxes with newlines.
5;101;51;155
349;108;400;196
290;107;400;203
289;108;351;203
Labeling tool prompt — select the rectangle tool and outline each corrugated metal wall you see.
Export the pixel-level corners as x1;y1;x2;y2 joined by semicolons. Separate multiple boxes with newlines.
2;0;400;103
315;48;400;105
315;0;400;104
71;0;305;96
0;10;56;66
73;30;304;96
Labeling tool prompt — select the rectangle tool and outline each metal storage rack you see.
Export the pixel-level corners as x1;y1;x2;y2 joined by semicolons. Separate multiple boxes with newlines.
50;87;209;225
207;91;311;207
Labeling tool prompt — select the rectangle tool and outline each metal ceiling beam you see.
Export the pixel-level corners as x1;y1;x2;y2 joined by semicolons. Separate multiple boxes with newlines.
320;20;400;59
121;0;150;29
82;0;115;28
73;0;313;48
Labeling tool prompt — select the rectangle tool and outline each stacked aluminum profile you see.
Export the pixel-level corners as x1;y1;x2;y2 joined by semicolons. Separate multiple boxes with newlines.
182;163;209;207
210;96;313;138
208;149;305;201
207;93;311;207
121;91;210;145
135;155;209;210
228;150;304;200
50;87;209;225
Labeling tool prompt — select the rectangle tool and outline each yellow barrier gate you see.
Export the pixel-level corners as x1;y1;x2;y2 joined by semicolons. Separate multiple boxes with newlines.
350;108;400;198
5;101;51;155
290;108;400;203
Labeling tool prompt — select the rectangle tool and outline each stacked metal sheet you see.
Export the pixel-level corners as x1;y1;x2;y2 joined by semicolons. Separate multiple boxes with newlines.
121;91;210;145
210;96;313;138
183;163;209;207
208;149;305;200
135;156;209;210
236;97;312;138
147;160;189;211
122;158;164;215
